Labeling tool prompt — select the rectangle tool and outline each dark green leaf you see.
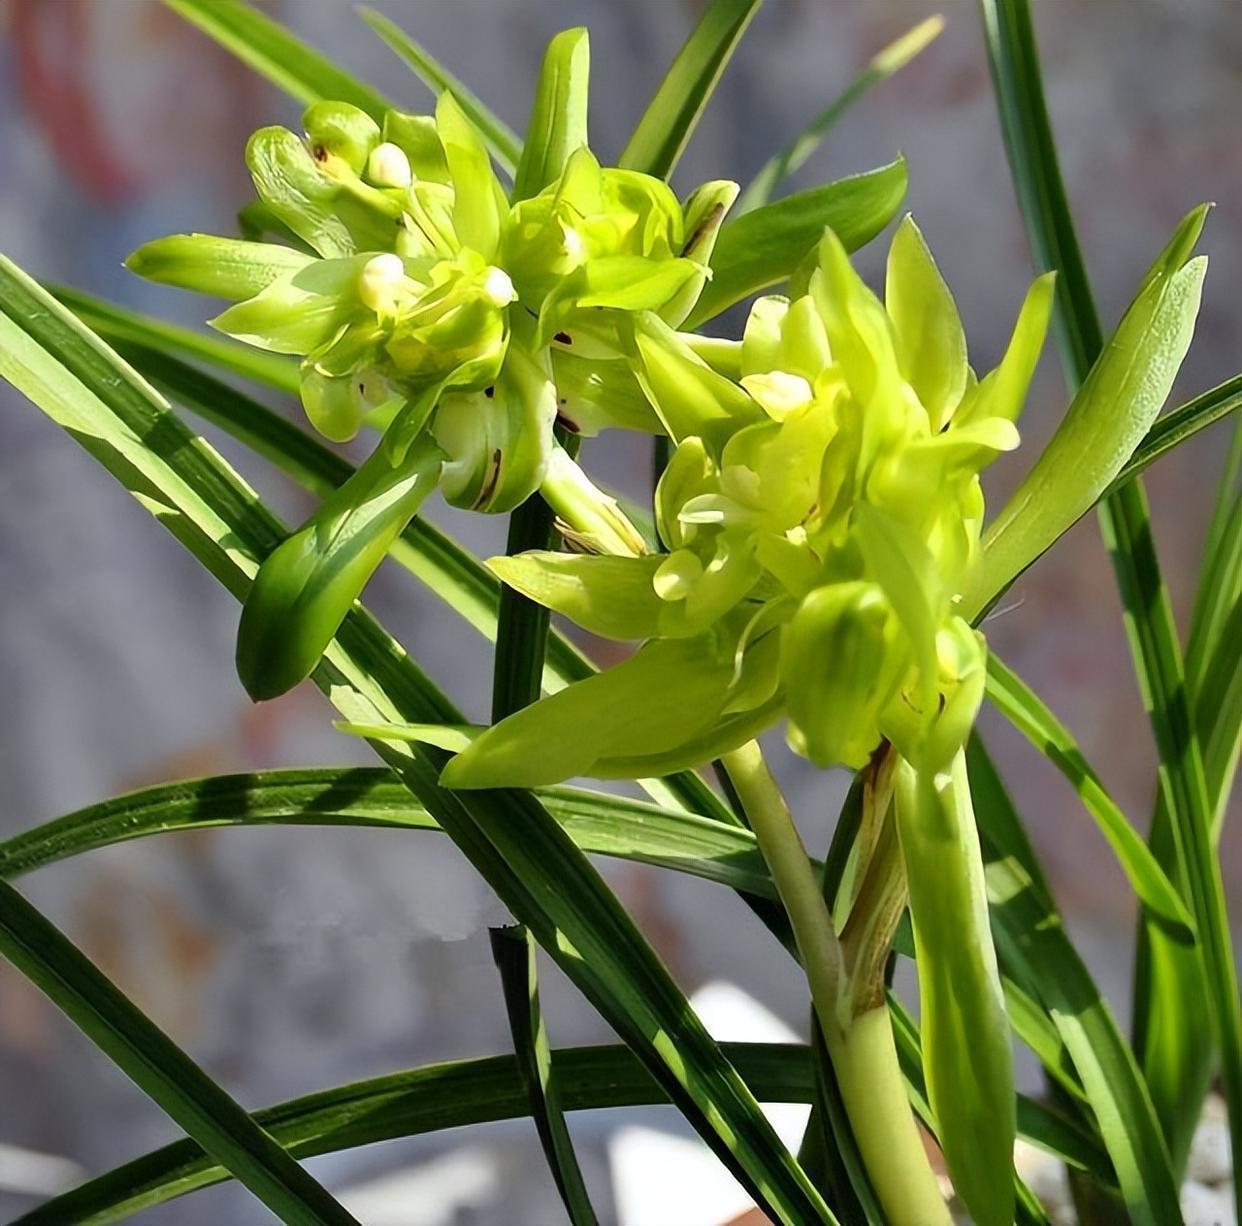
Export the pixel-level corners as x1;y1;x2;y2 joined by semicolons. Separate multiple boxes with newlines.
19;1039;1103;1226
619;0;762;179
490;928;597;1226
981;5;1241;1202
163;0;390;121
0;769;782;903
0;881;359;1226
968;738;1182;1226
986;654;1193;937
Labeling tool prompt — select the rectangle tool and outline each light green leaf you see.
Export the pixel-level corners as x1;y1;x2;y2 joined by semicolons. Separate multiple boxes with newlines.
513;28;591;202
968;208;1209;617
0;880;360;1226
125;235;313;302
359;7;521;175
163;0;390;120
986;653;1194;937
619;0;762;179
685;158;908;327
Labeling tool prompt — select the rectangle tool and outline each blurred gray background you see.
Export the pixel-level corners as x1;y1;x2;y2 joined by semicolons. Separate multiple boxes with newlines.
0;1;1238;1222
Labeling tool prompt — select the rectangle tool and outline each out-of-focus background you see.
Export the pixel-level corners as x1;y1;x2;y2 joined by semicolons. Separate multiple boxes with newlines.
0;1;1238;1222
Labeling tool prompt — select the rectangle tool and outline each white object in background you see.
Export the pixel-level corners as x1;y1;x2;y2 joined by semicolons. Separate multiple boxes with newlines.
336;1144;501;1226
610;980;810;1226
0;1143;84;1197
1180;1178;1235;1226
1188;1096;1232;1187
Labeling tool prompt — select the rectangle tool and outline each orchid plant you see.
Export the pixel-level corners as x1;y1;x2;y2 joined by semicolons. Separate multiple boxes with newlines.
0;2;1238;1225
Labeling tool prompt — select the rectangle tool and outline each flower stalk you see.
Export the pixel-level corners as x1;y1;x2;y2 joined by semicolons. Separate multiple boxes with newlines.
720;740;950;1226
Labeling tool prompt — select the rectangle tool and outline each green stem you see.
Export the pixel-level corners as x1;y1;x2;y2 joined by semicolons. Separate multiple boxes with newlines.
720;741;949;1226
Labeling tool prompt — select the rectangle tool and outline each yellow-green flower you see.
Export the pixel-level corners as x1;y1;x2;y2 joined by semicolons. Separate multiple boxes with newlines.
445;218;1054;787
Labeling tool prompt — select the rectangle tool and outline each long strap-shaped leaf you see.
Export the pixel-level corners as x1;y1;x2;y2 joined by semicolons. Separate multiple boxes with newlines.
0;880;359;1226
0;763;1107;1223
16;1039;1098;1226
0;256;831;1225
490;926;597;1225
163;0;390;121
966;739;1180;1225
981;0;1241;1211
0;770;782;901
985;654;1192;936
619;0;762;179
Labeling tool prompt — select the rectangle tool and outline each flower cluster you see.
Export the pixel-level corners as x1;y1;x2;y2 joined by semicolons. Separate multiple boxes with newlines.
131;94;734;513
444;220;1053;787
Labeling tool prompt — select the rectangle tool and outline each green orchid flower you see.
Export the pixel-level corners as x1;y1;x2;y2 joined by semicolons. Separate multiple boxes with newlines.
448;217;1052;786
126;27;740;700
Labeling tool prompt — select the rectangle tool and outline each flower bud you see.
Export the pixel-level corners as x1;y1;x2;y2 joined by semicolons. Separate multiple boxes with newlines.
357;253;407;315
365;141;413;189
481;266;517;309
302;101;381;175
781;581;907;769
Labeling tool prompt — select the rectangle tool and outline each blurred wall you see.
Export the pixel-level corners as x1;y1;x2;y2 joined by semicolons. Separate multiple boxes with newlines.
0;2;1238;1222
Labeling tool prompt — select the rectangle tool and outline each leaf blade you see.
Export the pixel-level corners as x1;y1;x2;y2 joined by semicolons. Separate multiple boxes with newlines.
0;255;832;1226
684;158;908;327
0;881;359;1226
619;0;763;179
163;0;390;120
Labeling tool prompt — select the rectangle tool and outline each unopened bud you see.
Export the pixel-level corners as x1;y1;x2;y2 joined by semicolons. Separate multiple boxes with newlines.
366;142;413;189
358;253;406;314
481;266;517;309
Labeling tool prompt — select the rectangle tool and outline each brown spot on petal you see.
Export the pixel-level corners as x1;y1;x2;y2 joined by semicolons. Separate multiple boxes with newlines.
473;448;504;509
554;331;572;345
